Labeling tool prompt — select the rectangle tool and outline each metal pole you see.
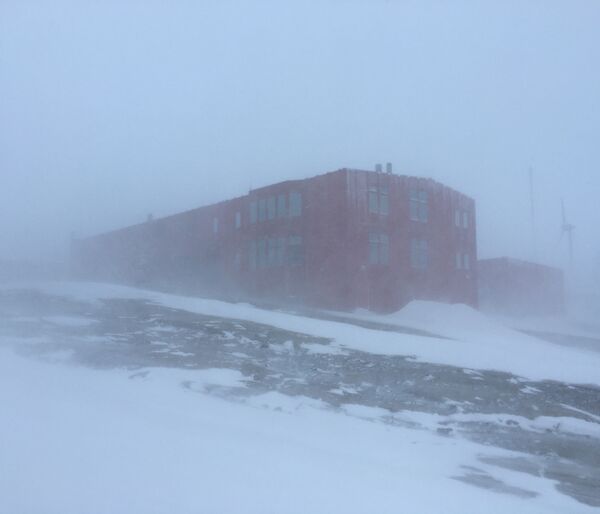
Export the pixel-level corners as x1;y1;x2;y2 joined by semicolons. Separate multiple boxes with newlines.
529;168;536;260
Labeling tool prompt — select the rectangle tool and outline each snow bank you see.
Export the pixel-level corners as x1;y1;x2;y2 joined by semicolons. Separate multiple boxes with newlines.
0;347;594;514
354;300;545;345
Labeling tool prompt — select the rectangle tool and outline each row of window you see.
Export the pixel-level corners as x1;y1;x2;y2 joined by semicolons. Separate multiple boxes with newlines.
370;186;472;230
242;233;470;272
370;186;430;222
215;189;468;234
212;192;302;234
369;186;430;222
250;192;302;224
248;236;303;269
369;233;470;272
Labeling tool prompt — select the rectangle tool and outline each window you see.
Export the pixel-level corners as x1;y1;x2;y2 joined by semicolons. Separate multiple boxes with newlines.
289;192;302;217
267;237;285;266
368;186;378;214
257;239;267;268
379;186;389;215
410;239;428;270
455;251;470;271
267;238;277;266
249;241;257;270
277;194;286;218
212;217;219;234
368;185;389;215
410;188;428;222
369;233;389;264
287;236;303;265
258;199;267;222
250;201;257;224
235;211;241;229
251;238;287;269
276;237;285;265
455;209;469;229
267;197;276;220
233;252;241;271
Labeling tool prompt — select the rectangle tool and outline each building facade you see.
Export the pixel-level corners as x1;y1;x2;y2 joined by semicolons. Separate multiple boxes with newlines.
73;168;478;312
478;257;565;316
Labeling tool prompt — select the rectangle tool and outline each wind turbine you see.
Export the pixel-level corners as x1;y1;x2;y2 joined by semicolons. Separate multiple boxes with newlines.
560;199;575;265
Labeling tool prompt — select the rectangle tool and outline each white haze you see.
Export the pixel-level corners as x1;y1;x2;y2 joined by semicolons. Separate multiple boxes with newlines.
1;0;599;291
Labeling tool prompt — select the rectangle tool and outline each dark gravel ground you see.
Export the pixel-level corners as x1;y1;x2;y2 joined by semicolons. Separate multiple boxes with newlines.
1;287;599;506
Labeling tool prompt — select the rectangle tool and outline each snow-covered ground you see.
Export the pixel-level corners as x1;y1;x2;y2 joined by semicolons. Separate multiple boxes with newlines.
35;281;600;386
0;346;593;514
1;281;599;513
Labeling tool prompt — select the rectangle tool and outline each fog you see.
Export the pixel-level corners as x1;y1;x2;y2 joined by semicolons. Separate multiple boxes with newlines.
2;4;600;510
1;0;599;289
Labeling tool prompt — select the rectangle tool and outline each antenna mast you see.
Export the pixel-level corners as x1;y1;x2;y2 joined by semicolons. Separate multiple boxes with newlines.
561;199;575;266
529;167;536;260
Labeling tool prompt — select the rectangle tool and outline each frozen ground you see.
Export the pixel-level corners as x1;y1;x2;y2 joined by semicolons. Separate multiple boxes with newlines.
0;281;599;513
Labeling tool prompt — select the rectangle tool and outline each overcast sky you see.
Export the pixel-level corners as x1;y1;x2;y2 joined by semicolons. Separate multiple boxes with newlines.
1;0;599;285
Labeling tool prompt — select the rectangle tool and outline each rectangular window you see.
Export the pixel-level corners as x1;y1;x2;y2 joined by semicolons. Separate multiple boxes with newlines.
463;253;470;270
462;211;469;229
276;237;285;265
212;217;219;234
410;188;428;222
380;234;389;264
267;197;276;220
267;237;277;266
250;201;257;224
249;241;257;270
410;197;419;221
277;194;286;218
369;233;379;264
411;239;428;270
287;236;303;265
368;185;389;215
369;233;389;265
368;186;379;214
258;199;267;222
235;211;241;229
379;186;389;215
233;252;241;271
418;190;428;221
454;209;461;227
455;252;462;270
257;239;267;268
289;192;302;217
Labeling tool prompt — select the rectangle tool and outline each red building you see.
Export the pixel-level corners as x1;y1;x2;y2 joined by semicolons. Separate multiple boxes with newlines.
73;167;478;312
478;257;565;316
